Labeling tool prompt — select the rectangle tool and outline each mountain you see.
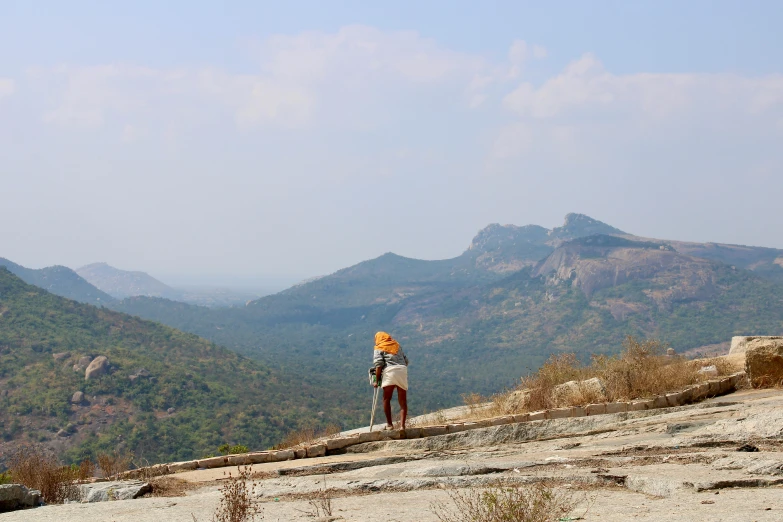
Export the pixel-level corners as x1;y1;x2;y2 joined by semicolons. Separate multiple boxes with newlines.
0;258;114;306
111;213;783;413
0;268;353;465
76;262;182;300
76;263;263;307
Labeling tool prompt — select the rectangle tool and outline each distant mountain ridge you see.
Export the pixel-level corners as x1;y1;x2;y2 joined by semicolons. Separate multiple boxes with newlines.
76;262;262;307
76;262;181;300
0;258;114;305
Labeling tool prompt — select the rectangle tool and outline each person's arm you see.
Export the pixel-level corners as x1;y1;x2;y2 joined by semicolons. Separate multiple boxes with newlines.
373;351;385;387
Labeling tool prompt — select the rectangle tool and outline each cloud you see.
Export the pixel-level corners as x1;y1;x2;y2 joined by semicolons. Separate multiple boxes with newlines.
0;78;15;99
28;26;500;133
503;53;783;122
507;40;547;78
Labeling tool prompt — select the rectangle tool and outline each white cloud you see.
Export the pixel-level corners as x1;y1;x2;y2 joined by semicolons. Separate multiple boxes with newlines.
503;53;783;122
28;26;499;133
507;40;547;78
0;78;15;99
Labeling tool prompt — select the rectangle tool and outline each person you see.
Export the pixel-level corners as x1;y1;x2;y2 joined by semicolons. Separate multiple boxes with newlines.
372;331;409;430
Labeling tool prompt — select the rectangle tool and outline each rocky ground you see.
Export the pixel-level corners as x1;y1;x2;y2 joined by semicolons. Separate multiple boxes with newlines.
2;386;783;521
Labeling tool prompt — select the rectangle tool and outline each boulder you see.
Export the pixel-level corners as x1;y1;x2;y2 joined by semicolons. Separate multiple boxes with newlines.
745;338;783;387
52;352;69;361
77;356;92;369
71;391;85;404
85;356;109;380
552;378;606;406
731;336;783;356
0;484;42;512
77;481;151;502
697;365;719;378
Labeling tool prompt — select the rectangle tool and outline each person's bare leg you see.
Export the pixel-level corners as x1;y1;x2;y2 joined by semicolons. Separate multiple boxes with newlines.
397;387;407;429
382;386;395;427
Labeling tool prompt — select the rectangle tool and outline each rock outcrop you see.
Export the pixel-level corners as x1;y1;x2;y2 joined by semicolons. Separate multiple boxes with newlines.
731;336;783;356
76;481;151;502
85;356;109;380
746;338;783;387
0;484;42;513
71;391;84;404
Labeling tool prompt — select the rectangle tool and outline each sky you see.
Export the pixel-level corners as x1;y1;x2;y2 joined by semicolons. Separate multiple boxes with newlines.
1;1;782;286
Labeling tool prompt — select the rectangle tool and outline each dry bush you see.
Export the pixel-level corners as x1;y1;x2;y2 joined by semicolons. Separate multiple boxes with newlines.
97;450;133;479
595;337;704;401
8;444;84;504
76;458;96;482
213;466;262;522
431;481;577;522
274;423;341;449
295;476;333;518
468;336;738;419
517;353;591;412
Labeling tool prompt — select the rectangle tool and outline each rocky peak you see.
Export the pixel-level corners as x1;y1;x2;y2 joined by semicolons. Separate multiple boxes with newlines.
467;224;549;254
550;213;624;240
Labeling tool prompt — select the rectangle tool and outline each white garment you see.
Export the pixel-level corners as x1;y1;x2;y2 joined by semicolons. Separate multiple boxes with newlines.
381;364;408;390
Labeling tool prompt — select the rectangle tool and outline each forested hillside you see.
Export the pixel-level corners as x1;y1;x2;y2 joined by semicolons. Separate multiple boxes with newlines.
0;268;356;465
0;257;114;306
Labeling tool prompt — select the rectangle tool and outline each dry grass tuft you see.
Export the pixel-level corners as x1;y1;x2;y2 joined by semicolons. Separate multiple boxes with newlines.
471;336;738;418
148;476;198;497
97;450;133;479
213;465;262;522
7;444;92;504
294;476;334;518
431;481;578;522
274;423;341;449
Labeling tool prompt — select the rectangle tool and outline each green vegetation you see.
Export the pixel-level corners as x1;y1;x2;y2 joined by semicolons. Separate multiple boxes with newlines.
0;268;345;465
0;257;114;306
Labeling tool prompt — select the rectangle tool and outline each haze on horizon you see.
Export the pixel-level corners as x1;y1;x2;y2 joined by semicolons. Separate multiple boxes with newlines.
2;1;782;287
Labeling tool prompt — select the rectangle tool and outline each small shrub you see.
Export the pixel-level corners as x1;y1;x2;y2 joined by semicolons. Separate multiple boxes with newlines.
301;476;333;518
0;471;12;484
218;444;249;456
71;458;96;482
8;444;82;503
431;481;577;522
97;450;133;479
213;466;262;522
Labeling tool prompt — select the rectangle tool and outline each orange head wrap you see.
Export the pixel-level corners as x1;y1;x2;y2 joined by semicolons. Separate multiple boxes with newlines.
374;331;400;355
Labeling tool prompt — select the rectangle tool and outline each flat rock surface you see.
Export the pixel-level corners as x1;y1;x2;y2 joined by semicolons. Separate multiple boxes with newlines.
4;388;783;521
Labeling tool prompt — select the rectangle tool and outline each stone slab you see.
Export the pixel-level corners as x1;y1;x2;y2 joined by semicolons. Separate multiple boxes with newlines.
168;461;198;473
247;452;271;464
605;402;628;414
585;403;606;416
421;426;448;437
548;408;571;419
306;444;326;458
270;450;295;462
197;457;227;469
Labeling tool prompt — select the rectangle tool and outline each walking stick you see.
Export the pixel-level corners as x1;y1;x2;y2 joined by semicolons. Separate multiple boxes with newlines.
369;384;380;432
